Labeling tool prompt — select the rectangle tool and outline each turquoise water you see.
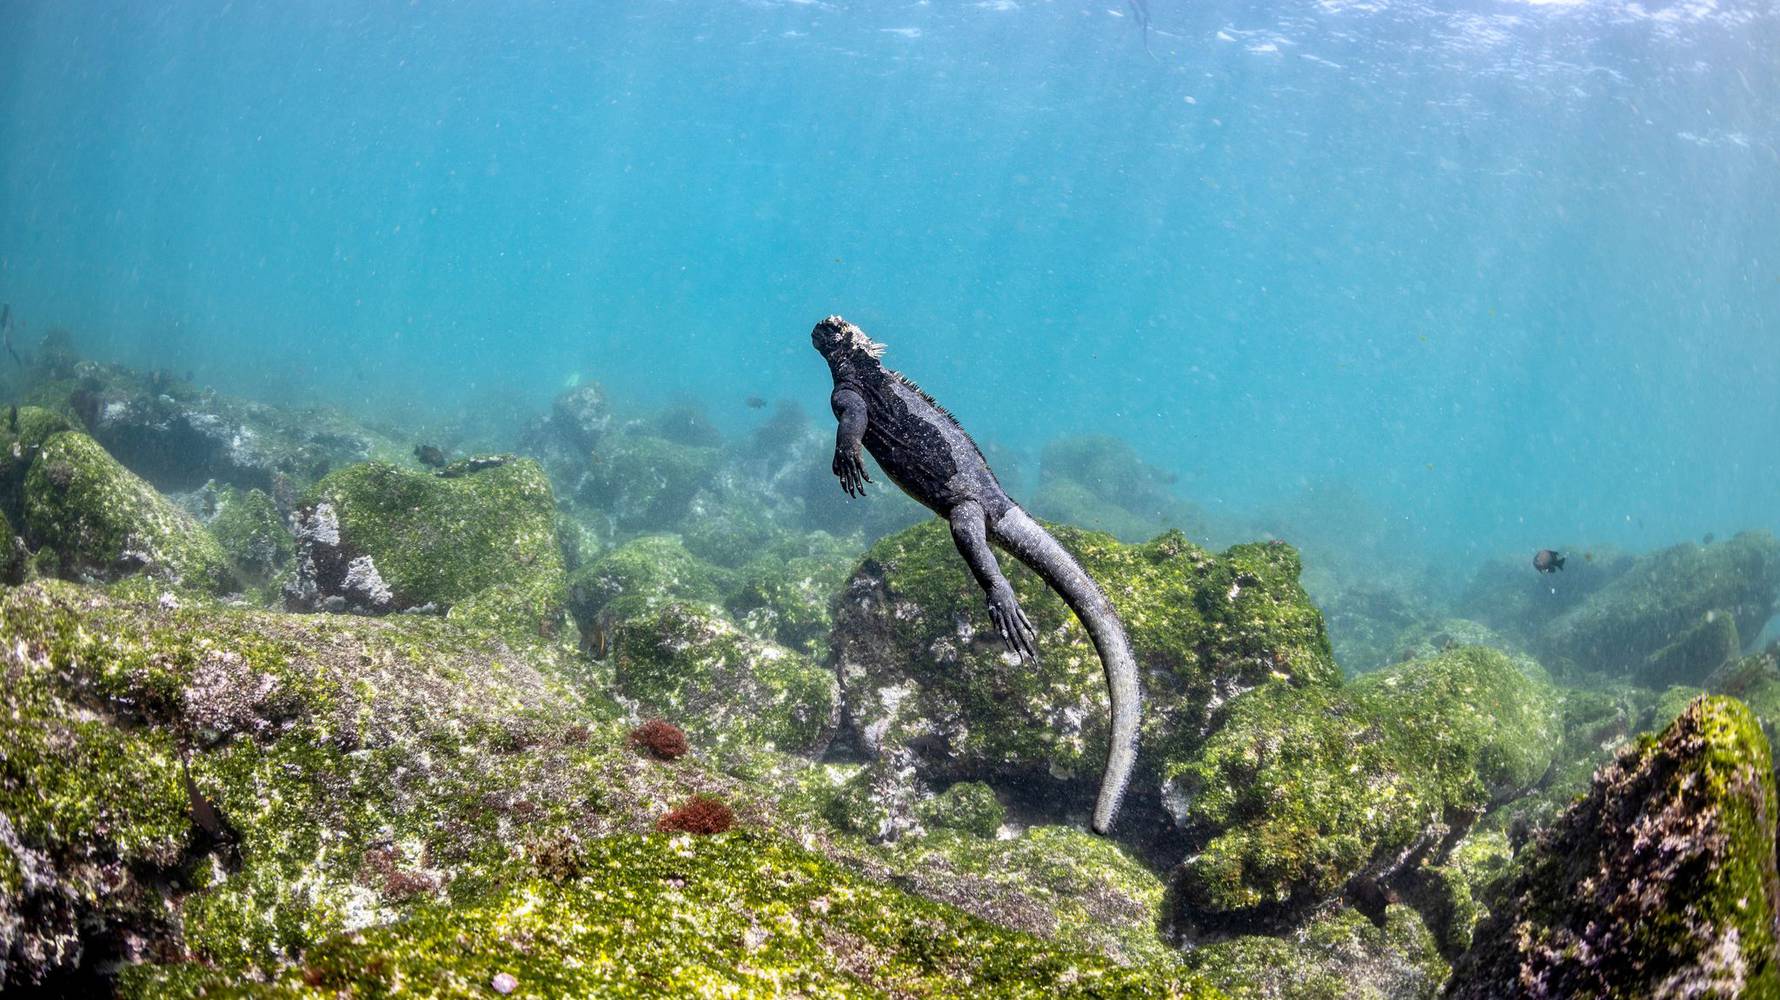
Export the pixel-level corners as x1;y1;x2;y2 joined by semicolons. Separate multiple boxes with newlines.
2;0;1776;565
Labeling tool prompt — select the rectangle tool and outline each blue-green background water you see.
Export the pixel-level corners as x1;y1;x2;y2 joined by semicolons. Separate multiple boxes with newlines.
1;0;1776;567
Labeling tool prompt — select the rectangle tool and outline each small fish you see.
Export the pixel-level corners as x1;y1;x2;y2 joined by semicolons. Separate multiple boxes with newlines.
413;444;447;469
1701;532;1715;546
1;304;19;369
745;395;768;410
6;404;16;432
1533;549;1565;574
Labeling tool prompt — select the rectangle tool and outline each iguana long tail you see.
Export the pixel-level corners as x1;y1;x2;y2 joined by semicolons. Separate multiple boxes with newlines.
991;506;1141;834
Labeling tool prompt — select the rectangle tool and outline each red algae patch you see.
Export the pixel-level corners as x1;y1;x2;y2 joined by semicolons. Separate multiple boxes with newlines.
630;718;689;760
657;795;734;835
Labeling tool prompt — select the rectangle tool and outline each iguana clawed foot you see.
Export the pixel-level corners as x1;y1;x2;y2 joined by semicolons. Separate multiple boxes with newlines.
832;446;872;497
988;582;1038;662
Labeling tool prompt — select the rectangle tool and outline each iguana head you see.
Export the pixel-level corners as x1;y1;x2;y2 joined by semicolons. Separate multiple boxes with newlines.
811;315;886;362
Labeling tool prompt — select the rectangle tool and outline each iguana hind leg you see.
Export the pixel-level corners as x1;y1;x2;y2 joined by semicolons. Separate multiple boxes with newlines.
948;500;1038;661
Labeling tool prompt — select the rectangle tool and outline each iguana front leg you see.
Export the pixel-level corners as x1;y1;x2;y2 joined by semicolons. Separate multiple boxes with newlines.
829;387;873;497
949;500;1038;661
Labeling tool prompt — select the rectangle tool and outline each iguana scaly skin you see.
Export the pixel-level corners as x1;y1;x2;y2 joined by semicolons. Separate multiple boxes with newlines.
812;316;1141;834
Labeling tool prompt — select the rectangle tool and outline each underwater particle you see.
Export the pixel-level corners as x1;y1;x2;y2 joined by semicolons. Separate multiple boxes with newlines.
491;971;518;994
1533;549;1565;574
413;443;446;468
630;718;689;760
657;794;734;835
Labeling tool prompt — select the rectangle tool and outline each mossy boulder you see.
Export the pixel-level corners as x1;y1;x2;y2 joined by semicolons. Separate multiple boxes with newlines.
1480;684;1655;836
725;542;857;658
873;824;1180;967
24;360;405;494
1166;646;1559;930
284;458;565;636
1028;435;1204;543
1703;644;1780;749
577;431;719;530
18;431;231;590
916;781;1007;838
1536;532;1780;677
1448;695;1780;999
0;507;23;585
1;406;74;516
608;601;840;756
0;581;1221;997
206;487;294;592
832;520;1335;832
1185;904;1449;1000
1639;608;1743;688
566;534;722;645
125;833;1220;1000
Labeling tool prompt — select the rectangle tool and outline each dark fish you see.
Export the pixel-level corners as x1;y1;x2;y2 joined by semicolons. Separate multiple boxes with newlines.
6;404;16;432
1533;549;1565;574
745;395;768;410
1;304;19;369
413;444;447;468
1126;0;1157;60
1702;532;1715;546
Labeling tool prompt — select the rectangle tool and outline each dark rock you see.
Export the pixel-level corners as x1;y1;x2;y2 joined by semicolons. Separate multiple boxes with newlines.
1448;695;1780;999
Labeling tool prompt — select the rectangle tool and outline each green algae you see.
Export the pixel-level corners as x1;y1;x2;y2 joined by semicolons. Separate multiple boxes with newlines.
208;486;295;594
834;520;1335;804
19;431;232;590
608;600;839;756
1185;904;1448;1000
579;431;719;530
124;832;1222;1000
1167;646;1559;925
0;578;1229;996
1537;531;1780;677
567;533;722;640
915;781;1006;837
307;458;563;617
876;824;1179;967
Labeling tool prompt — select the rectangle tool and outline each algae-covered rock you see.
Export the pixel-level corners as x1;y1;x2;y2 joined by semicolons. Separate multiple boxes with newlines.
0;580;612;986
1448;695;1780;999
1185;904;1449;1000
0;591;194;991
1;581;1219;998
725;542;857;658
26;361;404;494
1028;435;1204;543
1402;828;1514;957
206;487;294;592
1167;647;1559;930
1316;579;1440;675
284;458;564;635
19;431;231;590
832;520;1334;834
1536;532;1780;677
608;601;839;756
874;824;1180;967
577;430;719;530
0;507;23;585
566;533;722;647
1639;608;1742;688
1704;644;1780;749
126;833;1220;1000
1480;683;1654;836
916;780;1007;837
0;405;74;515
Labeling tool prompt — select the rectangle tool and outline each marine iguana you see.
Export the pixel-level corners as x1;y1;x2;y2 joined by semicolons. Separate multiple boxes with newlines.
812;316;1141;834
